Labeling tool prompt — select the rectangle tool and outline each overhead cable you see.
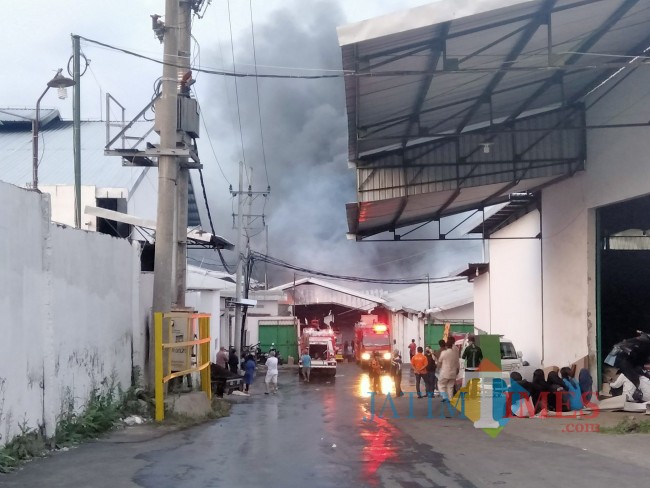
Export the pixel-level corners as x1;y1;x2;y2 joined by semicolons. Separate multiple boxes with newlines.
227;0;247;164
249;0;270;187
76;35;647;80
250;251;463;285
198;167;233;274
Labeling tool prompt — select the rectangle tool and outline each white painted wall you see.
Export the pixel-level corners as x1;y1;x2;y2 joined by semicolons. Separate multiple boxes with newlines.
135;272;154;378
540;66;650;371
432;303;474;322
0;183;47;446
476;58;650;370
541;179;590;368
473;273;490;334
485;210;543;368
0;182;143;445
185;290;221;362
41;185;96;229
43;224;137;433
126;168;158;224
389;311;422;358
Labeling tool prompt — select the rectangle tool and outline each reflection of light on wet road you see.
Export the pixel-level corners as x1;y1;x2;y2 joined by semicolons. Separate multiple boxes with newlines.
358;373;394;397
359;415;398;485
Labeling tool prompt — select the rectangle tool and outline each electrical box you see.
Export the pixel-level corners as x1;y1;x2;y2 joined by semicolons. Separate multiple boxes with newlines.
178;97;200;138
154;96;200;138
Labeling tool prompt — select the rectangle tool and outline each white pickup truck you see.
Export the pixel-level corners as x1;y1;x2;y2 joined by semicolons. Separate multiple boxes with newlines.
455;335;528;388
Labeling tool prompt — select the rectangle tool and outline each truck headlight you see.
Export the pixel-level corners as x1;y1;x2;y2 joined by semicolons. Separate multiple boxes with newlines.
383;352;392;360
361;352;370;360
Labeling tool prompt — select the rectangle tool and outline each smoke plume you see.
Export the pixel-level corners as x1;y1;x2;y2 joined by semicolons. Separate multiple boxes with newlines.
197;0;481;288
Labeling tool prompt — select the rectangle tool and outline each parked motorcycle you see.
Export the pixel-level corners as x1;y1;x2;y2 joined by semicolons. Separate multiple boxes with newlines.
268;344;284;366
241;342;263;366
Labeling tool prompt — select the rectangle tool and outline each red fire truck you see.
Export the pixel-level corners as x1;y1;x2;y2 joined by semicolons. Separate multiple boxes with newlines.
354;316;392;369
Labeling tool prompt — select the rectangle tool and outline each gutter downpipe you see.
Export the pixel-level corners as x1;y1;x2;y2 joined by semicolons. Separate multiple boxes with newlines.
539;201;546;367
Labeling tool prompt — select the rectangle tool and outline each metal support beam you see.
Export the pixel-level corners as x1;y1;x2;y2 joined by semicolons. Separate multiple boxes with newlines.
388;197;409;232
401;24;450;146
455;0;557;133
72;35;82;228
435;189;461;219
481;181;520;207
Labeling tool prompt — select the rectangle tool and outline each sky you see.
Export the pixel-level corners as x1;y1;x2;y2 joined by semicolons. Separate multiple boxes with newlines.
0;0;482;288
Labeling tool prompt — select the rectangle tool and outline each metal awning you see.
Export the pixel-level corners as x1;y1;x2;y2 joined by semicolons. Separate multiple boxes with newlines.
84;205;234;250
338;0;650;239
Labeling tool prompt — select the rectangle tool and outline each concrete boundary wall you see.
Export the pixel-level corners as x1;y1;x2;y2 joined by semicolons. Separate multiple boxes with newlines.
0;182;142;445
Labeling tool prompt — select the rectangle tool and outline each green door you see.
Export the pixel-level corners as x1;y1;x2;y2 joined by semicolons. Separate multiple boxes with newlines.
424;323;474;348
258;320;299;360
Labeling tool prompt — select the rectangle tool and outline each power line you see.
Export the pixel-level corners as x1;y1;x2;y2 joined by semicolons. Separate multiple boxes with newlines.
249;0;269;187
198;167;233;274
77;35;649;80
227;0;246;165
250;251;463;285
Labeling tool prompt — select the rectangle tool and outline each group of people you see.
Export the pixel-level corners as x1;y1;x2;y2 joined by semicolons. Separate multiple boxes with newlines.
215;346;241;374
215;345;279;394
508;366;593;416
244;350;279;395
374;335;482;401
409;335;480;401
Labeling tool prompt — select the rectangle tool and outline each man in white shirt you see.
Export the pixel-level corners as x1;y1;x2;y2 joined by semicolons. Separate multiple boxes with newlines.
437;337;460;402
265;351;279;394
611;372;650;402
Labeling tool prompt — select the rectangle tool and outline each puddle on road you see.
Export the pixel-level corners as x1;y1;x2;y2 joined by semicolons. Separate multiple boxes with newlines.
358;372;394;397
359;414;399;485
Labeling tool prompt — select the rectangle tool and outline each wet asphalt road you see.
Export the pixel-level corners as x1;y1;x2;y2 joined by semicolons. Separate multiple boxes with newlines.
0;364;467;487
2;363;650;487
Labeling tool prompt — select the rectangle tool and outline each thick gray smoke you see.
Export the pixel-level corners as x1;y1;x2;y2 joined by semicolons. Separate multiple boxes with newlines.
197;0;481;288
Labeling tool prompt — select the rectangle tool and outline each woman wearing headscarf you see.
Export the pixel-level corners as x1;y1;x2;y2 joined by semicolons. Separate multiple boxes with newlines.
243;354;256;393
508;372;535;417
531;369;554;413
547;370;570;412
560;367;584;411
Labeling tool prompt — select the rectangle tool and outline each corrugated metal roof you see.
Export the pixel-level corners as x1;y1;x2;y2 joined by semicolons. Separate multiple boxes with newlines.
0;115;204;228
385;280;473;313
339;0;650;238
272;277;387;304
340;0;650;158
0;107;59;125
0;118;145;188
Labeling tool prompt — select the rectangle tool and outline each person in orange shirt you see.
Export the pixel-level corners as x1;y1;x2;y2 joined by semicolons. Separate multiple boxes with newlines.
410;346;428;398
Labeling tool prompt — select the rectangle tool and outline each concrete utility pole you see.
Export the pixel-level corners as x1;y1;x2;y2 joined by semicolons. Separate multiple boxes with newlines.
231;171;270;351
233;161;245;356
152;0;180;381
175;0;192;308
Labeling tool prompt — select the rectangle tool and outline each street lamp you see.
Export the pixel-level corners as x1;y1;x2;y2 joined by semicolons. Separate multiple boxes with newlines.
32;69;76;190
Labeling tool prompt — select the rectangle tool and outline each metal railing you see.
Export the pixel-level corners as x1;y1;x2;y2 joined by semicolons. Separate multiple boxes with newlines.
154;311;211;421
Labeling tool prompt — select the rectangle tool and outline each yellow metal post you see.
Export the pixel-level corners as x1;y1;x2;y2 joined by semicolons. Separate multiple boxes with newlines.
200;317;211;399
154;312;164;422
